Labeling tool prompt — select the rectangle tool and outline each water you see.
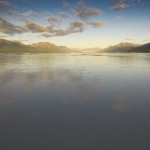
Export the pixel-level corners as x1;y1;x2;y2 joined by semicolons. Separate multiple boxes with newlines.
0;53;150;150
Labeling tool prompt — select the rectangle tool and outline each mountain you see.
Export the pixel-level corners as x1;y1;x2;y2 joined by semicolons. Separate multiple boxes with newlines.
127;43;150;52
104;42;150;53
0;39;33;52
0;39;72;53
104;42;138;52
31;42;71;53
1;39;150;53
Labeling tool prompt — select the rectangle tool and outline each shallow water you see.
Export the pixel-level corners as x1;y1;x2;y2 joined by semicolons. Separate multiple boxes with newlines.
0;53;150;150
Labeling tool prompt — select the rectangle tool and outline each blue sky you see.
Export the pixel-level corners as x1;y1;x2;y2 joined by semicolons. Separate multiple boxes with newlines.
0;0;150;48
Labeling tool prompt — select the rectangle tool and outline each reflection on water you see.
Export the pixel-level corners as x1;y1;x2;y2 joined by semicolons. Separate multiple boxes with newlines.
0;53;150;150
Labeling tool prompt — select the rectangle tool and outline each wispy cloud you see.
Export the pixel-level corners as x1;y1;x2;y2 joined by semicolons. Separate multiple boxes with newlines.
112;0;142;3
0;0;13;7
59;12;71;19
143;39;150;42
25;21;49;33
125;38;134;41
0;0;13;14
0;0;105;38
64;0;103;20
63;1;70;7
0;17;26;35
111;3;128;10
10;10;37;17
111;0;143;10
87;21;105;28
0;0;36;20
23;19;84;37
76;7;102;19
42;20;84;37
46;16;62;24
0;34;8;38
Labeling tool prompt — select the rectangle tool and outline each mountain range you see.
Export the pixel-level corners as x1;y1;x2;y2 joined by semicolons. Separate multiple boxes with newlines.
104;42;150;52
104;42;138;52
127;43;150;52
0;39;72;53
0;39;150;53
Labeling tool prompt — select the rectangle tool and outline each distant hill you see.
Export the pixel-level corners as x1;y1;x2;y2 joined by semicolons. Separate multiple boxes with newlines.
1;39;150;53
31;42;71;53
0;39;33;52
0;39;72;53
127;43;150;52
103;42;150;53
104;42;138;52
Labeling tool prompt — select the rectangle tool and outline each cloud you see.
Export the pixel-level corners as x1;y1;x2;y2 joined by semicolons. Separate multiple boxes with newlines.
25;21;56;35
0;0;36;19
25;21;50;33
42;20;84;37
10;10;37;17
76;7;102;19
69;20;84;32
63;0;103;20
0;0;105;37
125;38;134;41
46;16;62;24
143;39;150;42
87;21;105;28
0;17;26;35
0;0;13;14
24;19;84;37
112;0;126;3
18;1;104;38
0;1;13;7
0;17;89;37
22;0;30;3
111;3;128;10
112;0;142;3
63;1;70;7
0;34;8;38
74;1;103;19
111;0;142;10
59;12;71;18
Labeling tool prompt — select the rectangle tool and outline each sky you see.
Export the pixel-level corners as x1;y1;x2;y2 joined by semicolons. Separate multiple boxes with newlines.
0;0;150;48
